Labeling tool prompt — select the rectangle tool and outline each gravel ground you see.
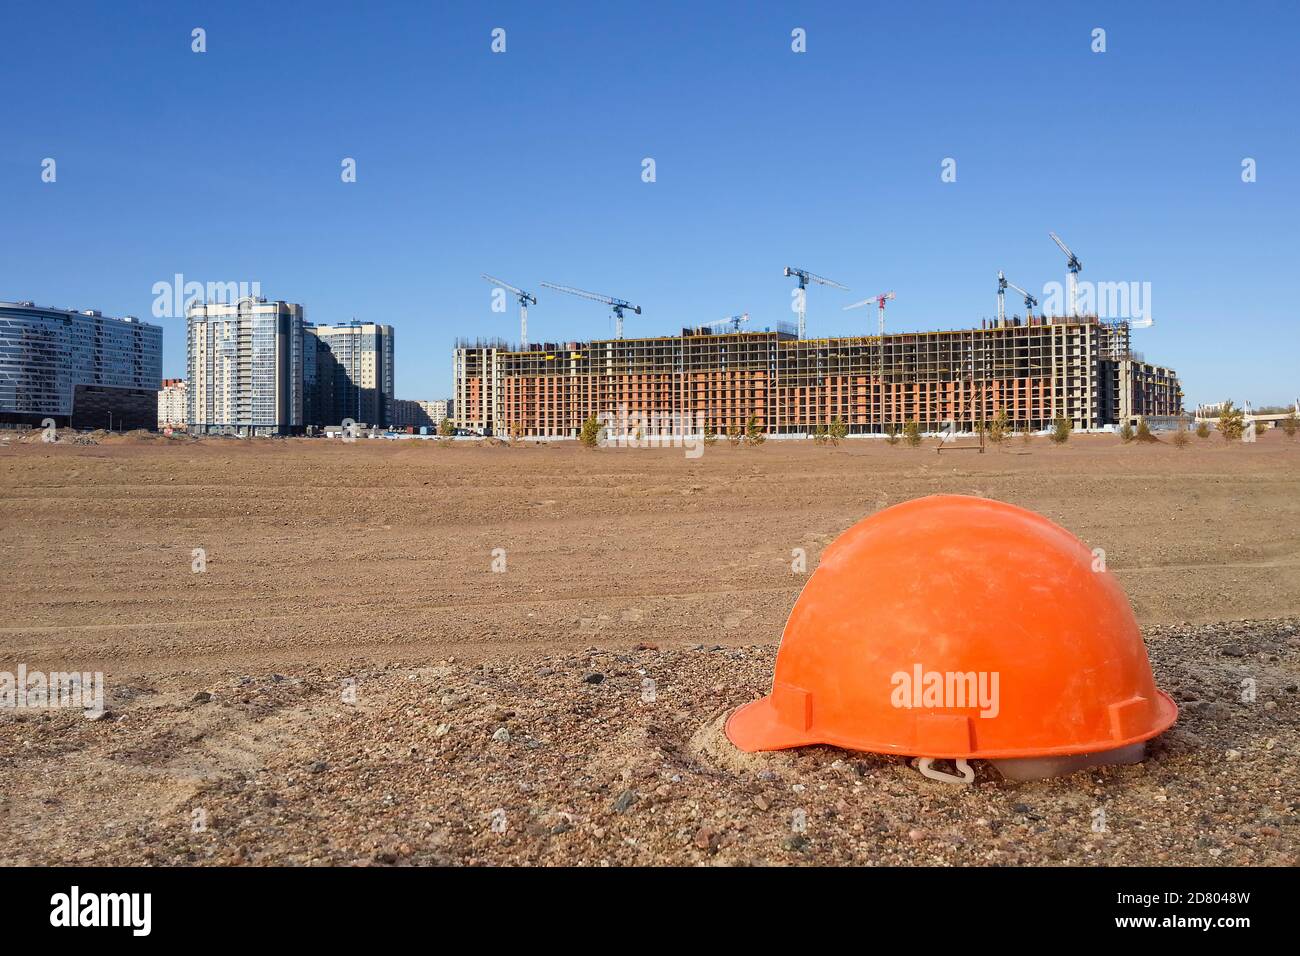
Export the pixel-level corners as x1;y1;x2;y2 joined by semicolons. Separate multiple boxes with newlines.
1;618;1295;866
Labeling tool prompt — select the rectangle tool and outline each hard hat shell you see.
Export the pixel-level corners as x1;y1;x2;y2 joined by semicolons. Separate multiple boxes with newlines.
727;495;1177;759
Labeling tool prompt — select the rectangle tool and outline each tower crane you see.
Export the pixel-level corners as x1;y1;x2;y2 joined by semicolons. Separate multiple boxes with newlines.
997;271;1037;323
843;291;895;337
539;282;641;338
1048;232;1083;317
784;266;848;339
481;274;537;347
707;312;750;333
1004;277;1038;320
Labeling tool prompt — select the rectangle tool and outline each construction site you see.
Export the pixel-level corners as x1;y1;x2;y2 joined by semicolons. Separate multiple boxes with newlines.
455;318;1182;439
458;249;1182;439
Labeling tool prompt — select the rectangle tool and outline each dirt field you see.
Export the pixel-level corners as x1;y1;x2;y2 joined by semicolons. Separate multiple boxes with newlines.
1;431;1297;865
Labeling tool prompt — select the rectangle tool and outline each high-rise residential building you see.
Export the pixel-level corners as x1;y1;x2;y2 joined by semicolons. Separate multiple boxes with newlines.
187;298;304;436
157;378;187;429
305;321;394;427
455;318;1182;438
0;300;162;429
390;398;450;428
389;399;429;428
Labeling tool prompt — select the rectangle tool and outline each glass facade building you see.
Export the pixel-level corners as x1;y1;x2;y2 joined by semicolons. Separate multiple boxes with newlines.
187;298;304;436
0;300;162;427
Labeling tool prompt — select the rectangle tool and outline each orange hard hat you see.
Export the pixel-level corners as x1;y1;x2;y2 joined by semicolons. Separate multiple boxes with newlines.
727;495;1177;761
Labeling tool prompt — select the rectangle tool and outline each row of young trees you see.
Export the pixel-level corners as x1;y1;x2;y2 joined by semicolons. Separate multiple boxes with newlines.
575;410;1071;448
877;412;1074;446
576;414;769;447
570;401;1299;449
1116;401;1299;445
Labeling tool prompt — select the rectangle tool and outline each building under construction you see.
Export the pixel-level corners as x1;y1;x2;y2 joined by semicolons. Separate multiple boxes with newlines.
454;317;1182;438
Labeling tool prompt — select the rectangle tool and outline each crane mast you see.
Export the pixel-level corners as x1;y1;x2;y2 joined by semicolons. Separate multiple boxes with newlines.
844;291;895;338
1049;232;1083;317
482;274;537;347
997;271;1037;322
783;266;849;339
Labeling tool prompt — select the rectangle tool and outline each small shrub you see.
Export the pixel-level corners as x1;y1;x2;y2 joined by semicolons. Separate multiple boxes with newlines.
1195;421;1210;439
1135;418;1153;442
1281;411;1298;439
1216;400;1245;441
811;423;829;445
703;423;718;446
1119;423;1134;443
1171;427;1190;448
437;417;454;437
1050;417;1072;444
829;417;848;444
988;409;1009;445
745;415;765;446
726;424;742;447
884;423;900;446
903;419;921;447
579;413;601;447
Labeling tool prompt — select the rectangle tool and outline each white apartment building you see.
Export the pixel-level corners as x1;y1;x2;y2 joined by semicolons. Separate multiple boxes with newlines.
157;378;187;429
187;298;304;436
390;398;450;428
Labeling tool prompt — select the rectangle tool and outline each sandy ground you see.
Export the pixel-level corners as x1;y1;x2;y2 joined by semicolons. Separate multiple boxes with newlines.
0;430;1297;865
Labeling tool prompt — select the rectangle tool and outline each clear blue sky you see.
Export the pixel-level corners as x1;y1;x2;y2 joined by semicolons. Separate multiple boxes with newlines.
2;1;1296;407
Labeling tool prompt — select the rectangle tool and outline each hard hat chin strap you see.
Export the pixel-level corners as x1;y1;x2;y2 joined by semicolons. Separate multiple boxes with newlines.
916;757;975;785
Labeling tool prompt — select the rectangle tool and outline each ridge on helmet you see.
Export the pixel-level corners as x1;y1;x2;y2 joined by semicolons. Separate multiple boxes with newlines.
726;495;1177;766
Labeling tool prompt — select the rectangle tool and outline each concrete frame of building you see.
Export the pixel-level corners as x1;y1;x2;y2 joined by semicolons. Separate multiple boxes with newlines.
453;338;503;434
455;319;1183;439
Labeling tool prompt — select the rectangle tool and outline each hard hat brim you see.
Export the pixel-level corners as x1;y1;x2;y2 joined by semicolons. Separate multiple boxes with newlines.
726;688;1179;760
725;695;818;753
